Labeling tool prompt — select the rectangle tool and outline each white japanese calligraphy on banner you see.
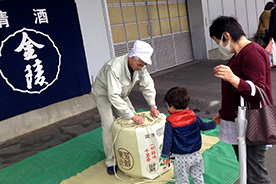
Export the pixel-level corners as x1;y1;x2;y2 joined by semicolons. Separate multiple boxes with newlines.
33;9;49;24
0;0;91;121
0;10;9;28
0;27;61;94
1;8;49;28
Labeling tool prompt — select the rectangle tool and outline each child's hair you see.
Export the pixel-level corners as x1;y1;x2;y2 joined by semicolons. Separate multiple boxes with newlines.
164;87;190;109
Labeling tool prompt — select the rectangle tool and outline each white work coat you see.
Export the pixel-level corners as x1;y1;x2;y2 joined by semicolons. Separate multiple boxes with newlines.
92;53;156;119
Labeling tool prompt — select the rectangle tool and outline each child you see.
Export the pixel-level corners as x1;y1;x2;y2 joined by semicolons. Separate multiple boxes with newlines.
161;87;217;184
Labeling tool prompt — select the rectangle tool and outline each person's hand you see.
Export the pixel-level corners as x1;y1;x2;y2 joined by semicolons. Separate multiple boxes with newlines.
150;107;160;118
163;158;170;167
213;112;221;125
214;64;234;81
131;114;144;125
214;64;240;88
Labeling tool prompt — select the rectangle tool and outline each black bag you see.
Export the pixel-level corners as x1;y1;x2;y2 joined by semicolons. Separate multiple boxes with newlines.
246;86;276;145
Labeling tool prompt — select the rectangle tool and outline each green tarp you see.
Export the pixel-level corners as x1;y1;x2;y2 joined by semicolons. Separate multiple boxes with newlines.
0;111;239;184
0;128;105;184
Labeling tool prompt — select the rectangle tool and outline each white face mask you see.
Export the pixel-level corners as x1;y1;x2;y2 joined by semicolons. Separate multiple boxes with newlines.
218;35;234;57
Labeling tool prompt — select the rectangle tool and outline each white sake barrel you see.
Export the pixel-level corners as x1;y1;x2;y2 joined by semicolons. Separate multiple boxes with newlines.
112;111;171;179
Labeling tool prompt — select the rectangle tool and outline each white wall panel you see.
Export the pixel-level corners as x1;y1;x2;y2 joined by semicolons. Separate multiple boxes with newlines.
203;0;212;51
246;0;258;38
208;0;223;49
208;0;223;23
222;0;235;17
235;0;249;36
76;0;113;80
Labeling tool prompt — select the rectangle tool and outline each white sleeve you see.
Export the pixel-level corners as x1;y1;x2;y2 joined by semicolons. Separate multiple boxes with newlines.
107;70;135;119
245;80;256;96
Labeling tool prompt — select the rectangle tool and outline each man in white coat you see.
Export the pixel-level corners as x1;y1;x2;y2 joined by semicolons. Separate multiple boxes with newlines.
92;40;160;175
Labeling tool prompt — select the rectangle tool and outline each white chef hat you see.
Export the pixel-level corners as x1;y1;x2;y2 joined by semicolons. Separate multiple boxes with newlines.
129;40;154;65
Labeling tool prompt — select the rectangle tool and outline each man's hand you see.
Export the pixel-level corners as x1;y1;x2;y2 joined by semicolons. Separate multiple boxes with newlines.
131;114;144;125
150;107;160;118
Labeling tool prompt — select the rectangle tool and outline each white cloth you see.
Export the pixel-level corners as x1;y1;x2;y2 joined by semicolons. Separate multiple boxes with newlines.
219;119;239;145
129;40;153;65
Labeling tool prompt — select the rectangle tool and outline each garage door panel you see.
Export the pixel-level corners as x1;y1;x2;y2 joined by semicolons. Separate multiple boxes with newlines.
154;36;176;70
174;32;193;64
108;0;193;73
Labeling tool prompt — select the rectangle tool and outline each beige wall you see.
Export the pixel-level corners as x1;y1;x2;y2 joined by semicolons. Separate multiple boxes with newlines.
107;1;189;43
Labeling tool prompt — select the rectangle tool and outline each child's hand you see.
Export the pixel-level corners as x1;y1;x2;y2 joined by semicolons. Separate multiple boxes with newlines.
163;158;170;167
213;112;221;125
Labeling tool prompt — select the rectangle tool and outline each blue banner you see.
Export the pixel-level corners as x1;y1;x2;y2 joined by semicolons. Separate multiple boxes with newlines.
0;0;91;121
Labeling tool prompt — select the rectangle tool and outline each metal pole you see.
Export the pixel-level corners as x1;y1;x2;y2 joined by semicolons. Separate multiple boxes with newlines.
237;96;247;184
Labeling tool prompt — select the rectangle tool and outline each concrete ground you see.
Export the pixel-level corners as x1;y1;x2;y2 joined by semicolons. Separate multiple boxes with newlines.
0;59;275;183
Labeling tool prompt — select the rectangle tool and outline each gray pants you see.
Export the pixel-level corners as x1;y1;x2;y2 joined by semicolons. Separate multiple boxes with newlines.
93;94;135;167
233;144;272;184
173;151;204;184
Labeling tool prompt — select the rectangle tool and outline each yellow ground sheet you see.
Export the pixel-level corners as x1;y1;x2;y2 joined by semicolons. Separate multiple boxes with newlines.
61;134;219;184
